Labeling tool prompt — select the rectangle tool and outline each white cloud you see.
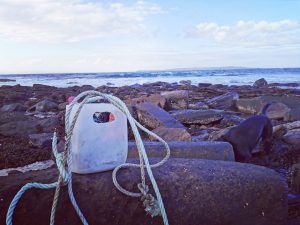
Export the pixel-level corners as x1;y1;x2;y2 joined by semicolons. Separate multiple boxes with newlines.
0;0;162;42
188;20;300;47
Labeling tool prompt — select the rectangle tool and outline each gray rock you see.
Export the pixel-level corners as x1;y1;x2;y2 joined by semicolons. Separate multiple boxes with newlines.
0;158;287;225
219;114;245;127
128;141;234;161
161;90;189;110
282;130;300;146
188;101;209;110
135;102;185;129
266;102;291;119
28;133;53;148
58;102;68;111
0;103;26;112
172;109;224;125
125;94;167;109
206;92;239;109
28;99;58;112
0;116;59;137
150;126;192;141
288;163;300;194
235;98;263;114
284;106;300;121
253;78;268;87
179;80;191;86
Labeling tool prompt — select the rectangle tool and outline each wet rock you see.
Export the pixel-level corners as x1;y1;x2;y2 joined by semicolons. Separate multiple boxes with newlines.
150;126;191;141
28;99;58;112
198;83;212;88
0;116;59;137
266;102;291;119
0;158;288;225
179;80;191;86
172;109;224;125
206;92;239;109
28;133;53;148
235;98;263;114
0;78;16;82
161;90;189;110
0;103;26;112
253;78;268;87
135;102;185;130
283;130;300;146
128;141;234;161
288;163;300;194
125;95;167;109
188;101;209;110
219;114;245;128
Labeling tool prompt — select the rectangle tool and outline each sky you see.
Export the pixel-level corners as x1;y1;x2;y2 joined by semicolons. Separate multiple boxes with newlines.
0;0;299;73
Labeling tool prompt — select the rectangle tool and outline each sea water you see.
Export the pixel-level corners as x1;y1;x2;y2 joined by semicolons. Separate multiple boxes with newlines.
0;68;299;88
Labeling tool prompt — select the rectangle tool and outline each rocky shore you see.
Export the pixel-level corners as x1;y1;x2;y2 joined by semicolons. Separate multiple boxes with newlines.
1;78;300;224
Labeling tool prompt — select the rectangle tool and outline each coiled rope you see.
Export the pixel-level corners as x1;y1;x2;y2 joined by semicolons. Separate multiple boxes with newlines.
6;90;170;225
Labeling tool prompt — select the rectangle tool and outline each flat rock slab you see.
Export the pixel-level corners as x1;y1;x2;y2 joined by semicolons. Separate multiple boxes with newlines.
128;141;235;161
0;159;287;225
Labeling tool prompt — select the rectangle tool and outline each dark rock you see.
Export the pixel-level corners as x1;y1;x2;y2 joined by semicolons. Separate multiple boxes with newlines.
179;80;191;86
254;78;268;87
135;102;185;129
150;126;192;141
172;109;224;125
161;90;189;110
283;130;300;146
0;116;59;137
206;92;239;109
266;102;291;119
235;98;263;114
219;114;245;128
198;83;212;88
0;159;288;225
288;163;300;194
188;101;209;110
284;106;300;122
58;102;68;111
28;99;58;112
128;141;234;161
0;103;26;112
0;78;16;82
28;133;53;148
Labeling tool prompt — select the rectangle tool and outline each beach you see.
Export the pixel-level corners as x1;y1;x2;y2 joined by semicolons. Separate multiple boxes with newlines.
0;78;300;224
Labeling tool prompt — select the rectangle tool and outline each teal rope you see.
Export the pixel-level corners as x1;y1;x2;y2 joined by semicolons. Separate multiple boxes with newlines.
6;90;169;225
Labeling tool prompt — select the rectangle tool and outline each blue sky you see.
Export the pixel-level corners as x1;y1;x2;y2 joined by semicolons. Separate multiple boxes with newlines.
0;0;299;73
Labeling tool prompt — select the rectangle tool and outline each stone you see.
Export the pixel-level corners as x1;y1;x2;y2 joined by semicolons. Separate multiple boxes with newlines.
179;80;192;86
198;83;212;88
161;90;189;110
172;109;224;125
135;102;185;130
206;92;239;109
28;133;53;148
282;130;300;146
284;106;300;122
253;78;268;87
288;163;300;194
0;159;287;225
273;121;300;132
125;95;167;109
188;101;209;110
266;102;291;119
150;126;192;141
219;114;245;128
235;98;263;114
0;116;59;137
28;99;58;112
208;126;234;141
0;103;26;112
58;102;68;111
128;141;234;161
0;78;16;82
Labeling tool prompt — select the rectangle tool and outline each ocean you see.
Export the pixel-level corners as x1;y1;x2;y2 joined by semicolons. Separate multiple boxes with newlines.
0;68;299;88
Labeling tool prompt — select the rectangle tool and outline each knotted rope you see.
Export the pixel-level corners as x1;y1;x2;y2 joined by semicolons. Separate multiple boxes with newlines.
6;90;170;225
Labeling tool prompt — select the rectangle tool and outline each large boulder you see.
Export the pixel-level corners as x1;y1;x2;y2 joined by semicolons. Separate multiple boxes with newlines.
0;116;59;137
206;92;239;109
0;159;288;225
235;98;263;114
161;90;189;110
172;109;224;125
28;99;58;112
253;78;268;87
0;103;26;112
135;102;185;129
266;102;291;119
28;133;53;148
125;95;167;109
128;141;234;161
282;129;300;146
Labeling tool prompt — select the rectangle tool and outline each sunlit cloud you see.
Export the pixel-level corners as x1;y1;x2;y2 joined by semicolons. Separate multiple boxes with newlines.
0;0;163;42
